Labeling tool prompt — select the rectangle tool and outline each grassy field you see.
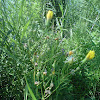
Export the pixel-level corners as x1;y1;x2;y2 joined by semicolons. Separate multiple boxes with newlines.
0;0;100;100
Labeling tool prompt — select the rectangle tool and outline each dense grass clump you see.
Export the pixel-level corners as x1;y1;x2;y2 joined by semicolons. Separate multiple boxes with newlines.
0;0;100;100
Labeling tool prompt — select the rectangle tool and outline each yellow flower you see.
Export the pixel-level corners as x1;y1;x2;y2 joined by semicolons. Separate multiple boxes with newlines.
69;51;73;56
86;50;95;60
46;10;53;20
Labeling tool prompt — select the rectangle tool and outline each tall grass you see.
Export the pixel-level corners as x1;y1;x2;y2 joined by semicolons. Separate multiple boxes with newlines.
0;0;100;100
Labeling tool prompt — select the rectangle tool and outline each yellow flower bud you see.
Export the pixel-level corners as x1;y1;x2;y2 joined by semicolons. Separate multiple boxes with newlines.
46;10;53;20
69;51;73;56
86;50;95;60
52;71;55;75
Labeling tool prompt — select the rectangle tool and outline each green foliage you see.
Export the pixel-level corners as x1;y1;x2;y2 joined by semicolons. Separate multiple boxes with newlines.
0;0;100;100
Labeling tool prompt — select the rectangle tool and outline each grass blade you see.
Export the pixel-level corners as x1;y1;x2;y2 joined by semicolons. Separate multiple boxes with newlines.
25;77;37;100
